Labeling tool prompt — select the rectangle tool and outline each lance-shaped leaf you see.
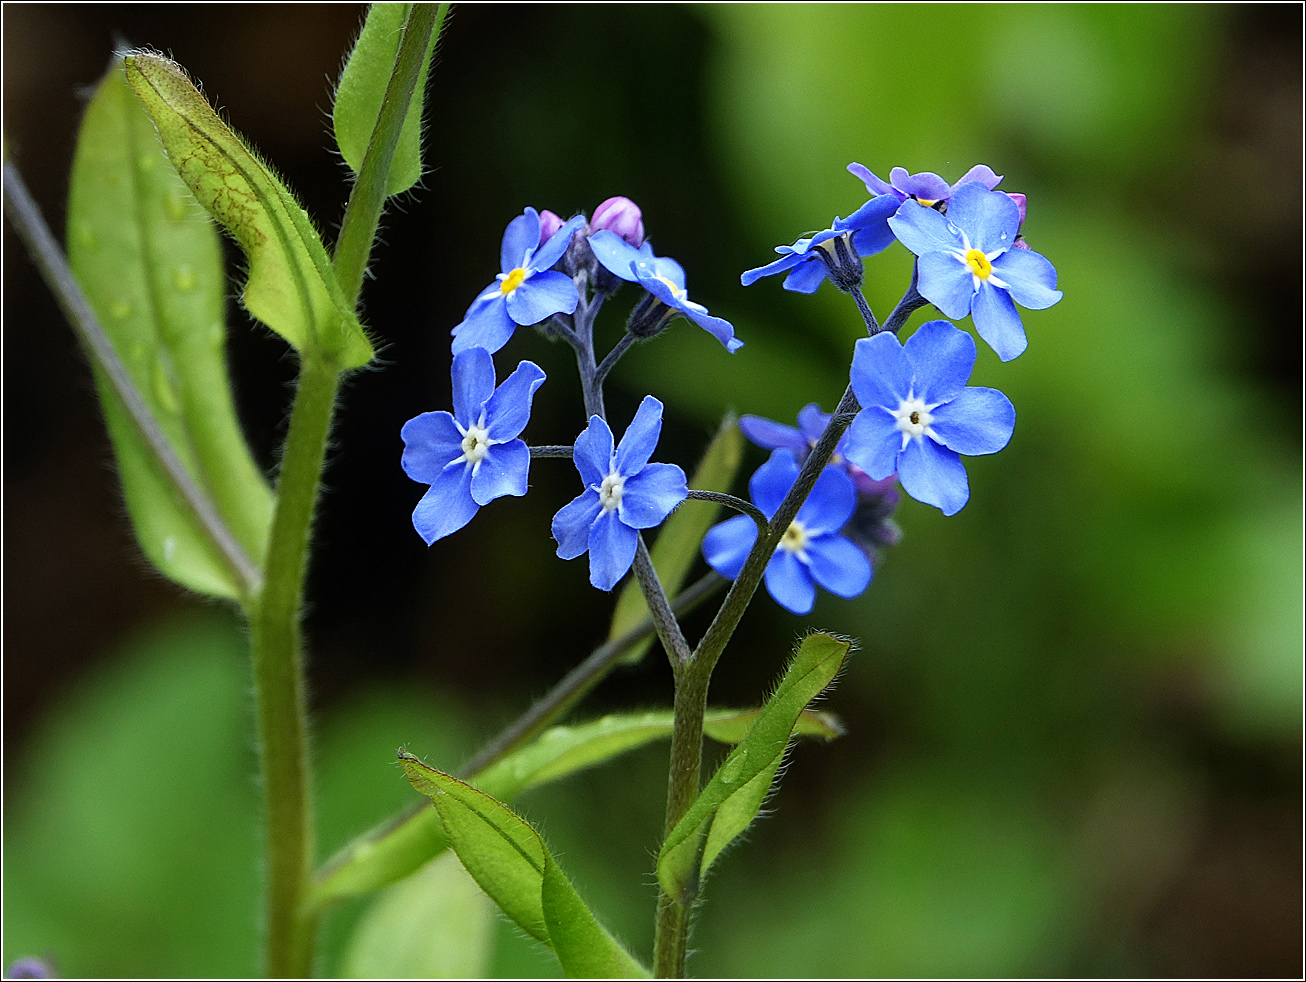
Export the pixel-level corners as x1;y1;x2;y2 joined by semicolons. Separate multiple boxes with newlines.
657;632;851;903
67;62;272;599
312;706;841;907
400;755;649;978
608;414;744;664
334;2;446;196
123;52;373;368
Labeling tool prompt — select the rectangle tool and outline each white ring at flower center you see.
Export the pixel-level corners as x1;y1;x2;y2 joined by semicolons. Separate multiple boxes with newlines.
893;393;940;447
779;520;809;555
455;414;500;474
599;472;626;512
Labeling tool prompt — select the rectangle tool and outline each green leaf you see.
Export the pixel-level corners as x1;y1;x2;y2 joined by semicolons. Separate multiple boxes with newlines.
123;52;373;368
400;755;649;978
334;3;445;196
312;705;841;907
657;632;851;903
340;850;495;979
608;415;744;664
67;63;272;599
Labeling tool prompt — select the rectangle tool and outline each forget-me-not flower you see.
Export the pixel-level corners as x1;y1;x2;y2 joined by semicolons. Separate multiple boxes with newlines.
401;347;546;543
847;162;1003;207
844;319;1015;517
452;208;587;355
888;182;1062;361
552;396;689;591
702;450;872;615
588;231;744;352
740;195;900;294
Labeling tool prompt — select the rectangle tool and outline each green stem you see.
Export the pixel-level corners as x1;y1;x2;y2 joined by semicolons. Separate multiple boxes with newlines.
333;2;446;305
249;353;342;977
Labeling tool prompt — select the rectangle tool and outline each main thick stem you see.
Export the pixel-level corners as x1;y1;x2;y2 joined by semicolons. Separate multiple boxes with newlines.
249;354;341;977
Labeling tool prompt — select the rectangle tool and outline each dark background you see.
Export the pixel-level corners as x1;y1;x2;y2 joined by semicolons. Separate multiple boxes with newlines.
4;4;1302;977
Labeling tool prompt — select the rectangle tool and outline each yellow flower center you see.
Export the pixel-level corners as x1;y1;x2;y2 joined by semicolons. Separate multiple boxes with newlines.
779;521;809;554
501;267;528;294
964;249;992;280
915;197;938;208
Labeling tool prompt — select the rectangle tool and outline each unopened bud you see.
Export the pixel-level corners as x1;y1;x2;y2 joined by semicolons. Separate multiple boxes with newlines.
538;209;567;245
591;196;645;247
627;293;673;339
1006;192;1027;226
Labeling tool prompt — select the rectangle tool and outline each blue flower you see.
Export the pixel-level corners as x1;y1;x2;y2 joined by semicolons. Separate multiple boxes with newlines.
452;208;587;355
843;319;1015;517
701;450;872;615
847;162;1003;206
740;195;900;294
588;230;743;352
552;396;689;591
887;182;1062;361
401;347;546;543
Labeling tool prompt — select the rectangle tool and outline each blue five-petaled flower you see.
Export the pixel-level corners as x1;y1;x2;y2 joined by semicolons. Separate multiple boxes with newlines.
452;207;587;355
588;231;744;352
843;319;1015;517
552;396;689;591
888;182;1062;361
401;347;546;543
702;451;872;615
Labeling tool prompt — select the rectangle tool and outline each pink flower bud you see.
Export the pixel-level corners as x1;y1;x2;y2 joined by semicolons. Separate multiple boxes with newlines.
1006;192;1027;226
537;209;567;245
591;196;645;247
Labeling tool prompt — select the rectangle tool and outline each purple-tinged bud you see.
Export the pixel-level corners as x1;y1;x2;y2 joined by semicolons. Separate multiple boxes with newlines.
1006;192;1027;226
537;209;568;246
591;196;645;247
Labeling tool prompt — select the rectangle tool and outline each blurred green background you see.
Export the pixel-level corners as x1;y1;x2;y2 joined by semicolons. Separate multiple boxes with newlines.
3;3;1300;977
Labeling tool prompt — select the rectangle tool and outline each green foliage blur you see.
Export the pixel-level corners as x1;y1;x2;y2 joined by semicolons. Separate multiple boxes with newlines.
4;4;1300;978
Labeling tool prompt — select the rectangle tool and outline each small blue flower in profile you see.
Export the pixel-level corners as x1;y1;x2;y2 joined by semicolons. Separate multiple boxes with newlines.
702;451;872;615
740;195;901;294
847;162;1003;206
888;182;1062;361
452;208;587;355
552;396;689;591
401;347;546;543
844;319;1015;517
588;230;744;352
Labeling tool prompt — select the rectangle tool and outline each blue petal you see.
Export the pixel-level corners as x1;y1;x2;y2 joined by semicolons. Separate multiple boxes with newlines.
971;284;1028;362
897;439;969;516
452;295;516;354
950;164;1003;193
588;230;643;282
916;252;975;321
796;404;830;445
849;220;896;258
400;411;464;483
702;514;757;580
573;415;615;488
837;193;900;231
412;460;478;543
764;550;816;615
990;248;1063;310
847;162;896;197
505;270;579;325
902;319;976;404
850;332;912;411
887;200;960;256
739;415;807;455
588;509;638;591
683;306;744;353
552;490;601;560
614;395;664;476
470;438;530;505
483;360;546;440
795;465;857;535
530;214;586;272
500;208;541;273
844;406;901;481
945;183;1019;254
620;462;687;529
930;387;1015;457
450;346;496;425
639;254;687;291
741;252;802;287
749;450;800;520
781;261;828;294
805;535;872;598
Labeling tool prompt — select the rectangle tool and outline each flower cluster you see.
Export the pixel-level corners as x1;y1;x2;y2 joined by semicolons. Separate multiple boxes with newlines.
404;162;1060;620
